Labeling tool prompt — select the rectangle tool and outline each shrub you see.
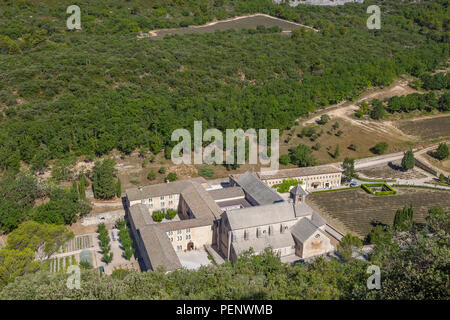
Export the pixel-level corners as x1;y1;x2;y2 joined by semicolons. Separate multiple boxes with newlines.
337;233;362;261
158;167;166;174
147;170;156;180
394;205;414;231
152;210;165;223
79;260;92;269
166;172;177;182
198;167;214;178
279;154;291;165
272;179;302;193
332;121;340;131
401;150;415;171
289;144;316;167
319;114;330;124
434;143;449;160
371;142;388;155
166;209;178;220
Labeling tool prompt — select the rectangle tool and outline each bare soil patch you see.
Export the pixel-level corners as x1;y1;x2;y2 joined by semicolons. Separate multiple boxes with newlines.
358;160;428;180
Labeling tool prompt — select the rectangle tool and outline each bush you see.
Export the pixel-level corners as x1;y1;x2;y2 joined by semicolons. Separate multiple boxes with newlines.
312;143;321;151
166;172;177;182
319;114;330;124
272;179;302;193
79;260;92;269
198;167;214;178
147;170;156;180
289;144;316;167
152;210;165;223
433;143;449;160
371;142;388;155
337;233;362;261
279;154;291;165
166;209;178;220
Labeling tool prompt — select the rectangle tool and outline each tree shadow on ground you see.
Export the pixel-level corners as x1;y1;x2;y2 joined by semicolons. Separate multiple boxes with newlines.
388;161;405;172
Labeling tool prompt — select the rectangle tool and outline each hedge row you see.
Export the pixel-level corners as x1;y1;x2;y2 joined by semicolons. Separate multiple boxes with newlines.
361;183;397;196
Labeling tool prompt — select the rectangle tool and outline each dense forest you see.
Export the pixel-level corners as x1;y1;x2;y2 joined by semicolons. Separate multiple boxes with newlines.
0;0;449;172
0;205;448;299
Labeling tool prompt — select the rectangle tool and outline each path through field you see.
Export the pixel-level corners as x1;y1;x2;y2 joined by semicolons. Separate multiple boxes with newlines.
302;79;418;139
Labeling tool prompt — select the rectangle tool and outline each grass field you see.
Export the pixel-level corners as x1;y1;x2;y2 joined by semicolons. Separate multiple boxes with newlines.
307;187;450;238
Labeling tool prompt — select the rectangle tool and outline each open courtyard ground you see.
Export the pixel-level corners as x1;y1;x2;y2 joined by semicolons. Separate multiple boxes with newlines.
140;14;317;39
177;250;212;270
307;187;450;238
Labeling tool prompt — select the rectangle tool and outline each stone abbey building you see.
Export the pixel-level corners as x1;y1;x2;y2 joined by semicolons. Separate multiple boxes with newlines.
126;169;337;272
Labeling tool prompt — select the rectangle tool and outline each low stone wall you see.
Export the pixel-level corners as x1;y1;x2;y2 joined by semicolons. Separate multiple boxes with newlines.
415;158;438;176
82;209;125;227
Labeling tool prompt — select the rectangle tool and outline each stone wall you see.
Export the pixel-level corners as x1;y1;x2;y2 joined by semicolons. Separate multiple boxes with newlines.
81;209;125;227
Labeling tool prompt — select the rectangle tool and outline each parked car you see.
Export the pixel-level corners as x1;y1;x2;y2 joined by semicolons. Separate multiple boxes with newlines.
350;181;358;187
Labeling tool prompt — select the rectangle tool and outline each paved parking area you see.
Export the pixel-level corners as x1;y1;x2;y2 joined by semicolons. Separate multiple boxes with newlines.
177;250;211;270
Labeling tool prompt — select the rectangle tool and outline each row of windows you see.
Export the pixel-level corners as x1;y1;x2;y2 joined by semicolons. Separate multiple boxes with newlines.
267;174;340;185
141;194;179;204
142;200;175;208
233;225;289;241
170;234;192;242
167;228;191;236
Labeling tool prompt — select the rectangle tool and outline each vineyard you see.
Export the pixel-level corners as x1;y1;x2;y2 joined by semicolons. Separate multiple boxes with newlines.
308;187;450;237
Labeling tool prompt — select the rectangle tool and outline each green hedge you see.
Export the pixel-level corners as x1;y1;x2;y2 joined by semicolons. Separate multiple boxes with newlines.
311;187;357;194
361;183;396;195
